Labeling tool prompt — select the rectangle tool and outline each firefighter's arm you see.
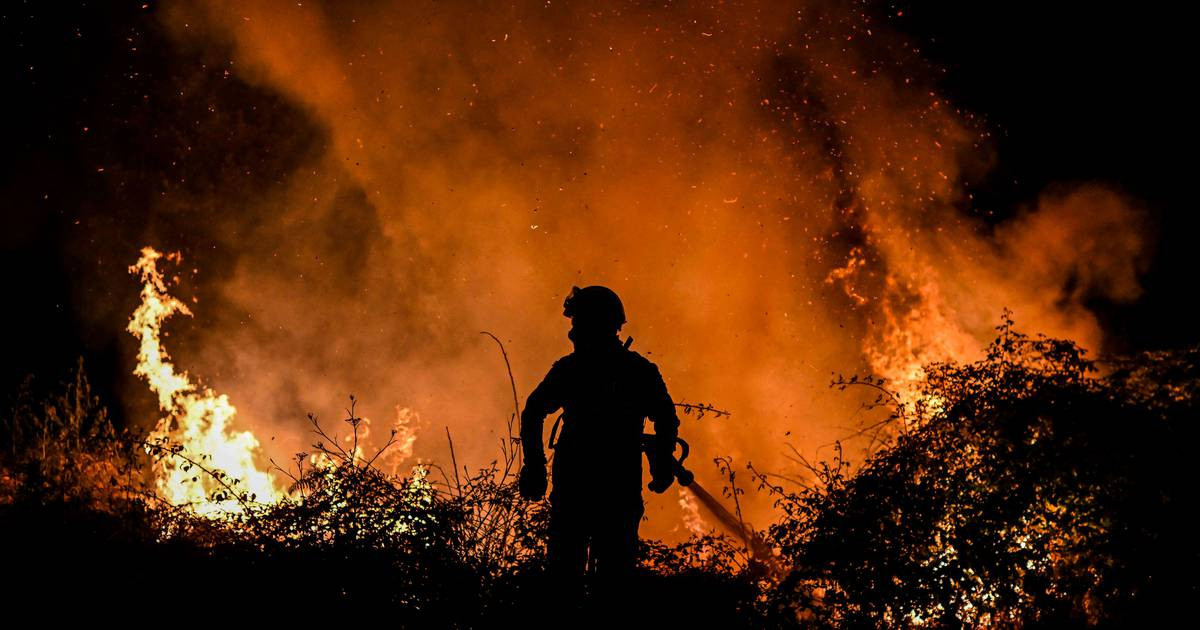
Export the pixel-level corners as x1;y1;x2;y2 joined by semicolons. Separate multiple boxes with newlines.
645;363;681;493
518;362;563;499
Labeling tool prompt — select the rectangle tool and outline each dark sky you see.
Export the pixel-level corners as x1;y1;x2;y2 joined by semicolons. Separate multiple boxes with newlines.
897;1;1195;353
2;1;1194;411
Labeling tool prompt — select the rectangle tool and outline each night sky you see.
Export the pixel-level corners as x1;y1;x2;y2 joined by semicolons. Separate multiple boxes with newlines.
3;1;1194;421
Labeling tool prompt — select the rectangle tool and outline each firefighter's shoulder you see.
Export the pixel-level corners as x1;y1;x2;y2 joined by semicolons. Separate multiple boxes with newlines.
623;348;662;374
550;353;578;372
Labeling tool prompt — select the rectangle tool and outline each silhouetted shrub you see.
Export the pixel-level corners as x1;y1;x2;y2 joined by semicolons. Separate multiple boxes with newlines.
759;316;1199;627
4;317;1196;626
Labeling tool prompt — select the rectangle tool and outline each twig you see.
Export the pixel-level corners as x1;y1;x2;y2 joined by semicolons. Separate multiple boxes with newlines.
783;442;822;477
755;468;809;490
346;396;360;463
480;330;525;477
143;439;255;514
675;401;732;419
446;426;462;497
480;332;520;422
268;457;300;484
307;413;352;461
364;429;401;468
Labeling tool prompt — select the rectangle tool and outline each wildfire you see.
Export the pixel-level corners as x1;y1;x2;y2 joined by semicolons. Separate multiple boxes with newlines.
121;1;1147;537
127;247;283;515
864;271;979;414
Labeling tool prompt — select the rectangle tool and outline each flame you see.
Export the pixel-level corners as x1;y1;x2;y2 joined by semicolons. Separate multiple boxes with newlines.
678;486;708;537
863;270;979;412
139;2;1150;536
301;404;422;477
127;247;283;515
378;405;423;476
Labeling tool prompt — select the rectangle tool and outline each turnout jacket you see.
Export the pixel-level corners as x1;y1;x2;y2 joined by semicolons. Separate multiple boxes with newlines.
521;340;680;500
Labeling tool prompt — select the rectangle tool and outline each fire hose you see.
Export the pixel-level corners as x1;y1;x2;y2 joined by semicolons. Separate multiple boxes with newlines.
548;420;769;559
641;433;695;487
641;434;773;561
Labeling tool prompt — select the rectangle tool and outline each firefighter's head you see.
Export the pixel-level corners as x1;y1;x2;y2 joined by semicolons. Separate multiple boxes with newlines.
563;285;625;342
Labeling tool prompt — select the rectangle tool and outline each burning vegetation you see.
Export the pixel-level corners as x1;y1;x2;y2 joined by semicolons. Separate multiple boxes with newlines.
2;248;1196;625
129;247;283;514
2;0;1193;626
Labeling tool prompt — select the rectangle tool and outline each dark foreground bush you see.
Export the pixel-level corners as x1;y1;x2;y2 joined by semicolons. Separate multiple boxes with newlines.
3;318;1196;626
759;317;1199;627
0;365;757;625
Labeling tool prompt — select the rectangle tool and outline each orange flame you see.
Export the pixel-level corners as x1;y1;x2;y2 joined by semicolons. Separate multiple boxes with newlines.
147;2;1150;537
127;247;283;515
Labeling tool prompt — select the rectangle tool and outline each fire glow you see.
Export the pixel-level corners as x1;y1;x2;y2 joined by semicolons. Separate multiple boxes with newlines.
117;1;1149;534
128;246;282;515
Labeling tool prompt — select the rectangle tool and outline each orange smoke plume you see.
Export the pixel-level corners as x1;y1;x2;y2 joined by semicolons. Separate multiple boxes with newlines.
134;1;1150;536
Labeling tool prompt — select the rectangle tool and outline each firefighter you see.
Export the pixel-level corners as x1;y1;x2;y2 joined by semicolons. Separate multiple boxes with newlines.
518;285;680;578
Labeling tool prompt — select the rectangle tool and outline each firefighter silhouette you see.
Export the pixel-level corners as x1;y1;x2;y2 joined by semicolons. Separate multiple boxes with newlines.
519;286;680;577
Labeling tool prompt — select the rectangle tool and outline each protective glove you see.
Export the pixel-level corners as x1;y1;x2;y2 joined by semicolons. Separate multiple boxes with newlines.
518;462;548;500
647;449;676;494
647;474;674;494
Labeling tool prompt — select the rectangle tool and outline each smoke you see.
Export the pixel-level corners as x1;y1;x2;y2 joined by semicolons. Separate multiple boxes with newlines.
129;1;1150;537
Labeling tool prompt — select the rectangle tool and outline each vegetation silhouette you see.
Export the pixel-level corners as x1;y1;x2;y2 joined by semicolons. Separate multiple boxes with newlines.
2;314;1196;626
757;313;1198;626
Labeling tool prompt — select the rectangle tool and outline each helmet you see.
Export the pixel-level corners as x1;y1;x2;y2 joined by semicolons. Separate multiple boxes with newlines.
562;285;626;332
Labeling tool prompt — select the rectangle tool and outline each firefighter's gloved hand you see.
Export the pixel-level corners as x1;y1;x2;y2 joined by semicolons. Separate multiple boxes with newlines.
647;474;674;494
647;449;676;494
518;462;547;500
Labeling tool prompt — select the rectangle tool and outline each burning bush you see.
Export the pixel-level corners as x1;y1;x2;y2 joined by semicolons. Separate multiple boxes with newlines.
0;360;752;622
1;245;762;623
759;315;1200;627
0;359;146;509
4;311;1196;626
